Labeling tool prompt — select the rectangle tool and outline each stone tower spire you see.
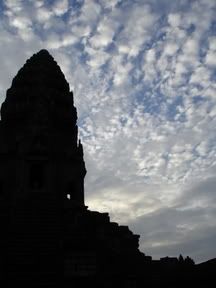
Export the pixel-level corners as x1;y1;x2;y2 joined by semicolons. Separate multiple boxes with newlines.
0;49;87;286
0;49;86;205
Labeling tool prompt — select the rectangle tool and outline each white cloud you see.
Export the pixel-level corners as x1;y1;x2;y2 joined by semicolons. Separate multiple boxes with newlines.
164;42;179;56
80;1;101;23
168;13;181;27
182;38;199;57
71;24;91;38
145;49;156;63
196;141;209;157
34;0;44;9
99;0;120;10
190;66;211;85
86;46;110;68
116;4;157;57
89;17;117;49
4;0;23;12
207;53;216;67
11;15;31;30
36;6;53;23
52;0;69;16
205;44;216;66
112;58;133;86
209;36;216;50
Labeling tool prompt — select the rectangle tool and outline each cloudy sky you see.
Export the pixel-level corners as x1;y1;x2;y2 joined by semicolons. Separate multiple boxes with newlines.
1;0;216;263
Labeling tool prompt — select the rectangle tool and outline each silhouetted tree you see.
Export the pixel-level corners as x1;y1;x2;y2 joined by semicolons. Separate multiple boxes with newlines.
178;254;184;264
184;256;195;266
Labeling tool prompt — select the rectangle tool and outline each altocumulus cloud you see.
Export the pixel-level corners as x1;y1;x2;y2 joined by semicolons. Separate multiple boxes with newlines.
0;0;216;263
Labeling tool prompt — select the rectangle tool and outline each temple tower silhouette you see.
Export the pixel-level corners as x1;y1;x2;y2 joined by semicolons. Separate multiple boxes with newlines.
0;50;145;287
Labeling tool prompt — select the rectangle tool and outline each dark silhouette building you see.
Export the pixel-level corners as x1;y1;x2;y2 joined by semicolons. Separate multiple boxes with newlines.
0;50;215;288
0;50;147;287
